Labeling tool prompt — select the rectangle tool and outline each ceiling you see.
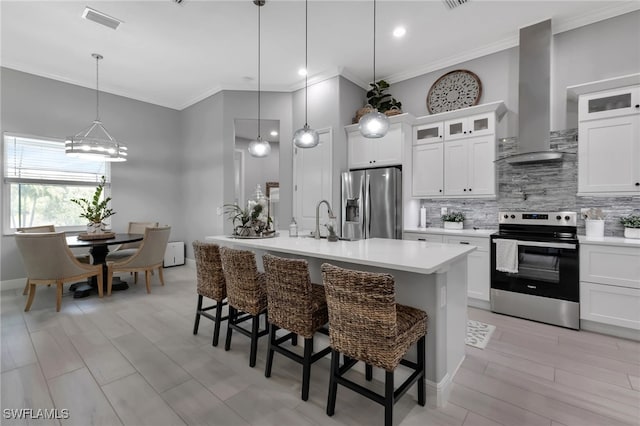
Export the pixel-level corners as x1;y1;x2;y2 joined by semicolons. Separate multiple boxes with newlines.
2;1;638;111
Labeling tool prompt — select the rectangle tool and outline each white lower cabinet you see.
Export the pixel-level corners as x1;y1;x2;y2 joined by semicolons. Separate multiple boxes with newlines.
403;232;490;302
580;244;640;331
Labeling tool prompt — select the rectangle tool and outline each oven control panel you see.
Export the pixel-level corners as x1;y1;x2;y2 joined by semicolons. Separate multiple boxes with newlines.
498;211;577;226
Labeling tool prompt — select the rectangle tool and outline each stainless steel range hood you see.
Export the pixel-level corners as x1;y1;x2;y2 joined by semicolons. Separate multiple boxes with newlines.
504;19;566;165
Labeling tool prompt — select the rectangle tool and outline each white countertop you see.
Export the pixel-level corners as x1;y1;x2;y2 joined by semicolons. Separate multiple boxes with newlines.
578;235;640;247
404;227;496;237
206;235;476;275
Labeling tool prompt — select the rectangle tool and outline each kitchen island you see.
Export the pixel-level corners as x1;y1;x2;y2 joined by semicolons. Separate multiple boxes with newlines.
206;235;476;407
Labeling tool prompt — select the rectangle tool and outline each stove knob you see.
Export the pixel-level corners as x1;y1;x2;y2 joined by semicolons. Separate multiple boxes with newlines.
565;215;571;221
510;214;516;219
556;215;562;220
503;214;509;219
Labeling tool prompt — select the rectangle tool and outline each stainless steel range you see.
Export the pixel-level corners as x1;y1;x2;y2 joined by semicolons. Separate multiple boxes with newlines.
490;211;579;329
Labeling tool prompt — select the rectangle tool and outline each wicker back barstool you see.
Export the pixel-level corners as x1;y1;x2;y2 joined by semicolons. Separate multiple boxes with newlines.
192;241;228;347
219;246;269;367
262;254;331;401
321;263;427;426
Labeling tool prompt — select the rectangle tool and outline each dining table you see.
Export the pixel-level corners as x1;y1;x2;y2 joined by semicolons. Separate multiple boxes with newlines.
66;233;144;298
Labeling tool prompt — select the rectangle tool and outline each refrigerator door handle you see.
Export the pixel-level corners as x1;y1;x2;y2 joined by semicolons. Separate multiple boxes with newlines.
365;173;371;238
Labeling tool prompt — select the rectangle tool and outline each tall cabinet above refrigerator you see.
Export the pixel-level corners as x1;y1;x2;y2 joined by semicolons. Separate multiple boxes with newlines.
341;167;402;240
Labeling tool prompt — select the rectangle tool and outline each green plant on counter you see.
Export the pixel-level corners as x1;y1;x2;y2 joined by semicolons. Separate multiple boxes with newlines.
69;176;115;224
441;211;465;222
619;214;640;228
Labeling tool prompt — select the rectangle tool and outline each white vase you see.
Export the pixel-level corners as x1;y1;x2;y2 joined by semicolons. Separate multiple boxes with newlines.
585;219;604;237
444;221;463;230
87;222;104;234
624;227;640;239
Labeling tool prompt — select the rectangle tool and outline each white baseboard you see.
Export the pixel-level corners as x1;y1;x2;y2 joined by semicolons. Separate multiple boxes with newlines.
1;278;25;291
581;319;640;342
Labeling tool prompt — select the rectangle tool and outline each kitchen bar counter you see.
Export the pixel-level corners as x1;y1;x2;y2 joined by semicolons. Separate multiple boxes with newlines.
207;235;476;407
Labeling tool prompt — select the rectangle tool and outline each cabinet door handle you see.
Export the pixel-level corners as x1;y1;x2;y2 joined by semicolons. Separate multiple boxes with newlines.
463;188;467;192
439;135;442;138
459;241;470;245
469;130;472;134
463;131;467;134
635;104;639;108
469;188;472;192
439;189;442;192
418;238;426;241
636;182;640;186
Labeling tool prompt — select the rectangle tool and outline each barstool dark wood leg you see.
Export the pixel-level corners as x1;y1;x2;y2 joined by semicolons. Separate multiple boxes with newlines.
193;295;203;334
417;335;426;406
212;301;224;347
365;363;373;381
249;314;260;367
265;324;277;378
384;370;394;426
302;337;313;401
225;306;235;351
327;349;339;416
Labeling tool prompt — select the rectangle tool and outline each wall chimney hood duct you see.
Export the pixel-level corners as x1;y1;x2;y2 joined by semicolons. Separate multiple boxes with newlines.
504;19;566;165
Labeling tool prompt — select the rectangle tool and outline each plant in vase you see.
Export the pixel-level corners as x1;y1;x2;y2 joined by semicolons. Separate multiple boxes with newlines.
325;218;338;242
224;202;273;237
619;214;640;239
441;211;465;230
583;208;605;237
70;176;115;234
353;79;403;123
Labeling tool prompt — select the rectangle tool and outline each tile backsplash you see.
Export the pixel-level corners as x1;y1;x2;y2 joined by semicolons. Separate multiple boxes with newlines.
418;129;639;237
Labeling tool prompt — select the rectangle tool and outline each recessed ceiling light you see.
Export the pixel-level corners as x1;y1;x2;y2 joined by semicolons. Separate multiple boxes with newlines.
270;130;278;137
298;68;307;76
82;6;123;30
393;27;406;38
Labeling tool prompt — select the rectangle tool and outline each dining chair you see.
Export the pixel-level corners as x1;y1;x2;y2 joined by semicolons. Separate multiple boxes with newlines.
106;221;159;261
16;225;90;295
14;232;105;312
321;263;427;426
107;226;171;295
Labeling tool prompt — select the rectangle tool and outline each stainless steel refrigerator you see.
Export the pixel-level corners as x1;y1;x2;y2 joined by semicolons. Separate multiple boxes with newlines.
341;167;402;240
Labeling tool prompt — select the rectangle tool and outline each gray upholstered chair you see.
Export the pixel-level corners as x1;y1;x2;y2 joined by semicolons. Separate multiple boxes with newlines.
14;232;105;312
16;225;90;295
107;226;171;295
106;221;159;261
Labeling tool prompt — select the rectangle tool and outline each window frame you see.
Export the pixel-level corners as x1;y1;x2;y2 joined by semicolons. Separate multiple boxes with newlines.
2;132;111;235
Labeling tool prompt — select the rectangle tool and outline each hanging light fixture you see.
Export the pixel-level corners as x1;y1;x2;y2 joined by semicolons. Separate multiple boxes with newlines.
66;53;128;162
359;0;389;139
248;0;271;158
292;0;319;149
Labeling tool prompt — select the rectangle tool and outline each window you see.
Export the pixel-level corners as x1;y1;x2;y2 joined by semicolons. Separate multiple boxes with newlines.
3;133;110;231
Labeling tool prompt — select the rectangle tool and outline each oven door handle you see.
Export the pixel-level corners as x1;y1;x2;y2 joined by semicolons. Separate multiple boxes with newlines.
492;239;577;250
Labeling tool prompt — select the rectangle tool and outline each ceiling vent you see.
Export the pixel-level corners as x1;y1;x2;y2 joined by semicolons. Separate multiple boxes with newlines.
442;0;469;9
82;7;123;30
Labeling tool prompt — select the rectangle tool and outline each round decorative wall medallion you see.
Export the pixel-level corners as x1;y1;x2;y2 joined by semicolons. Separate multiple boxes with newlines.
427;69;482;114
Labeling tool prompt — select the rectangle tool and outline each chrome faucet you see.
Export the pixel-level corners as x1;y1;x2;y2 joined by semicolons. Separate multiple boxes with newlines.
315;199;336;239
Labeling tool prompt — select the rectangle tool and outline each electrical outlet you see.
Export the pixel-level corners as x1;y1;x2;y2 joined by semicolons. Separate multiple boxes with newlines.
441;207;448;216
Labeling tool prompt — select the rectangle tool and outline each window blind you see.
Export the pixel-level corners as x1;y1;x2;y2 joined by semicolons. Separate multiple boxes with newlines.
3;134;109;185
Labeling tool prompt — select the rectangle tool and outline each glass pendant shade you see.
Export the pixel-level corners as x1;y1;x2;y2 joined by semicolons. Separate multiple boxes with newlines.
293;124;319;148
359;109;390;138
66;53;127;162
248;137;271;158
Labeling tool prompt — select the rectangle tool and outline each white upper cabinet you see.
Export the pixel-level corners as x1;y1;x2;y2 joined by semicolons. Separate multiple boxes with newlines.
575;84;640;195
444;112;496;141
411;101;505;199
347;114;414;170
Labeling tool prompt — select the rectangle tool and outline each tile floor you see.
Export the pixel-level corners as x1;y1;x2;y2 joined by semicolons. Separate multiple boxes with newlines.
1;265;639;426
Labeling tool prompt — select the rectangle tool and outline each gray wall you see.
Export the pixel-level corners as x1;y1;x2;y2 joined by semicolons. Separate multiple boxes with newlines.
391;10;640;135
0;67;183;281
235;138;280;207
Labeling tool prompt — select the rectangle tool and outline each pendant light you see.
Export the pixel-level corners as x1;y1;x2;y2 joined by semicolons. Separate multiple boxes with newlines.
248;0;271;158
292;0;319;149
358;0;390;139
66;53;128;162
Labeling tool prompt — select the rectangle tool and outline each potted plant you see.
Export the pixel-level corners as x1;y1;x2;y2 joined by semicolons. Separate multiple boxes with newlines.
619;214;640;239
583;208;605;237
70;176;115;234
441;211;465;230
224;202;272;237
353;79;403;123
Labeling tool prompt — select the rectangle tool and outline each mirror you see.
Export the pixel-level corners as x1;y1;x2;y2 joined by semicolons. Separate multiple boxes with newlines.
234;118;280;226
